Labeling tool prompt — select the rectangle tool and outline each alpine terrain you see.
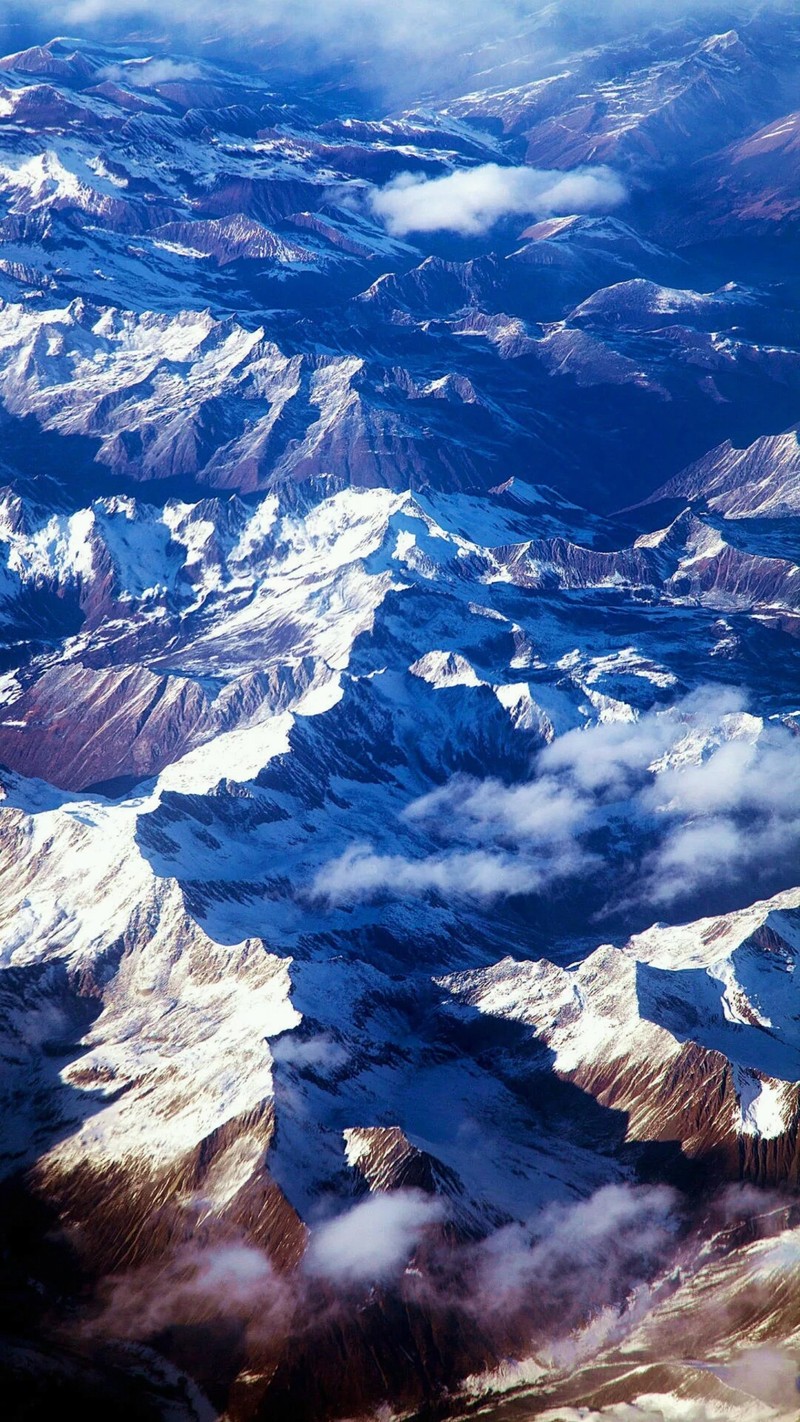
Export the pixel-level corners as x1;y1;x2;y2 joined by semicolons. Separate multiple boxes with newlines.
3;2;800;1419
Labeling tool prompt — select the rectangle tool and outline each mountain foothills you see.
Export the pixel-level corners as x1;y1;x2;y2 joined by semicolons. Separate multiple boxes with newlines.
4;5;800;1419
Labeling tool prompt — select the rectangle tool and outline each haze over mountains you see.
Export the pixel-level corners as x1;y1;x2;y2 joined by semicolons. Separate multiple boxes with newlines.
3;3;800;1419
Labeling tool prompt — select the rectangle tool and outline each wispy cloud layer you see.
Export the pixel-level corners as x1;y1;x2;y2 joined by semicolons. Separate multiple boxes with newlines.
89;1181;680;1343
8;0;538;65
312;842;550;903
10;0;758;77
312;690;800;913
371;164;627;237
471;1183;677;1327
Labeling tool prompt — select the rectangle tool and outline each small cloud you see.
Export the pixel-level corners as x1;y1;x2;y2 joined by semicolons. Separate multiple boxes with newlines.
370;162;627;237
100;58;203;88
310;843;544;905
270;1033;348;1070
475;1183;678;1321
405;773;590;843
90;1241;290;1341
304;1190;446;1283
537;714;680;793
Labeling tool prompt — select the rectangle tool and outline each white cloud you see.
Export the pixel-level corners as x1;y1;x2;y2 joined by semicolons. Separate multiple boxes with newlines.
20;0;763;70
644;732;800;820
100;58;203;88
311;691;800;914
305;1190;445;1283
10;0;541;71
640;721;800;904
92;1240;291;1341
270;1032;348;1070
474;1183;677;1320
80;1177;795;1422
311;843;545;904
370;163;627;237
406;773;590;843
538;712;681;792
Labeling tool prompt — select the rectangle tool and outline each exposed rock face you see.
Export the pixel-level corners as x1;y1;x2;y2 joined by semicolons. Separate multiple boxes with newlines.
0;664;209;788
648;425;800;520
662;109;800;245
441;894;800;1190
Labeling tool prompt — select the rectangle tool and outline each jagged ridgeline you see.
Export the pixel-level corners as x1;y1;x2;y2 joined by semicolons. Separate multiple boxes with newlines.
3;6;800;1420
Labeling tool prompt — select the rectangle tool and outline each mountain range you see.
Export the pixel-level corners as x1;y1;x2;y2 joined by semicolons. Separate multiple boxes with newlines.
3;6;800;1420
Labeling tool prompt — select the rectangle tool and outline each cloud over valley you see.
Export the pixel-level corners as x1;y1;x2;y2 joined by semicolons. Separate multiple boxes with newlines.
312;691;800;917
371;164;628;237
